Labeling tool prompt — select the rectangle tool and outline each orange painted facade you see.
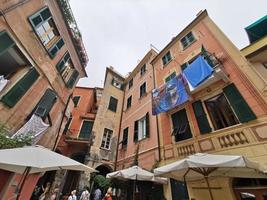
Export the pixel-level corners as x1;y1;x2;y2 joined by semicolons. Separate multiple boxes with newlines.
117;49;160;170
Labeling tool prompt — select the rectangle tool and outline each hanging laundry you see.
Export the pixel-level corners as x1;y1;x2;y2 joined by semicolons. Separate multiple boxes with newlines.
0;76;8;92
152;75;189;115
183;55;214;88
12;114;50;144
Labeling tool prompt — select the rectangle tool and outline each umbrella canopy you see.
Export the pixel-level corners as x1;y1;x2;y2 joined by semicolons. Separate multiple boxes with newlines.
154;153;267;181
107;165;167;184
0;145;96;174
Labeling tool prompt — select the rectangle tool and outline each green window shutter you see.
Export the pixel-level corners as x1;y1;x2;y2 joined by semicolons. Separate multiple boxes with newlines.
66;69;79;88
145;112;150;138
223;83;256;123
56;52;70;73
0;32;15;56
108;96;118;112
134;121;138;143
48;38;65;58
79;121;93;139
40;8;51;21
1;68;39;108
122;127;128;147
192;100;212;134
34;88;57;118
29;7;51;28
72;96;80;107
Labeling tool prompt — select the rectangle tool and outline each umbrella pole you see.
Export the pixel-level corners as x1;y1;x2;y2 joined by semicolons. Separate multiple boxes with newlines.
204;176;214;200
16;167;31;200
133;174;137;200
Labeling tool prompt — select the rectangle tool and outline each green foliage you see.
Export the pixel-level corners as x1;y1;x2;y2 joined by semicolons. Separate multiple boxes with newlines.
92;174;112;191
0;124;32;149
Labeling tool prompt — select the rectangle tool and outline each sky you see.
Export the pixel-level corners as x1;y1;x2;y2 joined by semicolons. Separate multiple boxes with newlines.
69;0;267;88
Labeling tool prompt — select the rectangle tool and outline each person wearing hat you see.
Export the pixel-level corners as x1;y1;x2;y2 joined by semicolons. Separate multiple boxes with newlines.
68;190;77;200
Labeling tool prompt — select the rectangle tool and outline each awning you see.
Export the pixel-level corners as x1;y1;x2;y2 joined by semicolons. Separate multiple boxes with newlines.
0;145;96;174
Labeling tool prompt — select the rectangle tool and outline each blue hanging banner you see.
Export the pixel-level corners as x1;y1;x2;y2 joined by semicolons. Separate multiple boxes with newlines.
152;75;189;115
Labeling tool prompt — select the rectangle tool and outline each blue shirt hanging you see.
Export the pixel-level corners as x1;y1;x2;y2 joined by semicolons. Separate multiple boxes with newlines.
183;55;214;88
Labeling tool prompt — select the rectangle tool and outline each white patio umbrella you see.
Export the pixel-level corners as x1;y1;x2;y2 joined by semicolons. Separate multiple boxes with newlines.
107;165;167;200
0;145;96;199
154;153;267;200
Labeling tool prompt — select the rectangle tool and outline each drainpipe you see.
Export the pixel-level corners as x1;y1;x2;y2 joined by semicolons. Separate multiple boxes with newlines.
52;93;72;151
152;63;162;162
114;88;125;171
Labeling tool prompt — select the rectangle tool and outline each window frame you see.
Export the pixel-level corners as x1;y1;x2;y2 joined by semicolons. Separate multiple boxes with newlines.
128;78;133;89
108;96;118;112
162;51;172;66
126;95;132;109
122;127;128;149
101;128;113;150
72;96;80;107
140;64;146;76
139;82;146;98
180;31;196;49
79;120;93;139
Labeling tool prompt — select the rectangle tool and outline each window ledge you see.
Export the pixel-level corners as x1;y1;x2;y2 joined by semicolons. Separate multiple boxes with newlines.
100;147;111;152
139;92;148;100
162;59;173;68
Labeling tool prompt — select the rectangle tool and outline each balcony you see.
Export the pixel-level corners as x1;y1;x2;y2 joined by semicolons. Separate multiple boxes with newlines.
163;121;267;160
186;53;229;94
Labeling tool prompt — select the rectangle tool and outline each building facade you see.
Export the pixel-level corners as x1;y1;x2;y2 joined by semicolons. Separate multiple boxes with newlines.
0;0;88;199
151;10;267;200
116;49;160;170
87;67;125;176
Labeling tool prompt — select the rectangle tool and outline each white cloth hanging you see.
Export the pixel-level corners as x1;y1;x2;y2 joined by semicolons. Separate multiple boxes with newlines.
0;75;8;92
12;114;50;144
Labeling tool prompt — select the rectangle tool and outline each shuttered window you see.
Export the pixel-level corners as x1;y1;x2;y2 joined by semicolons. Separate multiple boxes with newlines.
181;32;195;49
223;83;256;123
66;69;79;88
79;120;93;139
133;112;150;142
140;82;146;98
1;67;39;107
108;96;118;112
29;7;63;58
72;96;80;107
140;64;146;76
63;117;72;134
34;88;57;119
192;100;211;134
128;78;133;89
171;109;192;142
101;128;113;149
122;127;128;148
127;96;132;109
162;51;172;66
165;72;176;83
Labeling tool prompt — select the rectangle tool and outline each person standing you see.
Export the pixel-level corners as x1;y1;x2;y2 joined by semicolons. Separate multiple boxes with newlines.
103;188;112;200
68;190;77;200
93;188;102;200
80;186;90;200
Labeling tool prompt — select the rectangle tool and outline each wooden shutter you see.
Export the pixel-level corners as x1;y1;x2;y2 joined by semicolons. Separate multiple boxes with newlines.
108;96;118;112
223;84;256;123
122;127;128;147
79;121;93;139
192;100;212;134
134;121;138;143
56;52;70;73
0;32;15;56
34;88;57;118
1;68;39;107
145;112;150;138
29;7;51;28
48;38;65;58
66;69;79;88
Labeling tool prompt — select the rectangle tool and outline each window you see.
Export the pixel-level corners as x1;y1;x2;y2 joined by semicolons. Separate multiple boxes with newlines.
128;78;133;89
181;32;195;49
180;55;199;71
79;120;93;139
140;64;146;76
112;78;123;90
162;51;172;65
122;127;128;148
205;93;239;130
101;128;113;149
72;96;80;107
1;67;40;108
134;113;150;142
171;109;192;142
108;96;118;112
165;72;176;83
192;100;211;134
126;96;132;109
63;117;72;134
0;32;31;79
140;82;146;98
29;7;64;58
